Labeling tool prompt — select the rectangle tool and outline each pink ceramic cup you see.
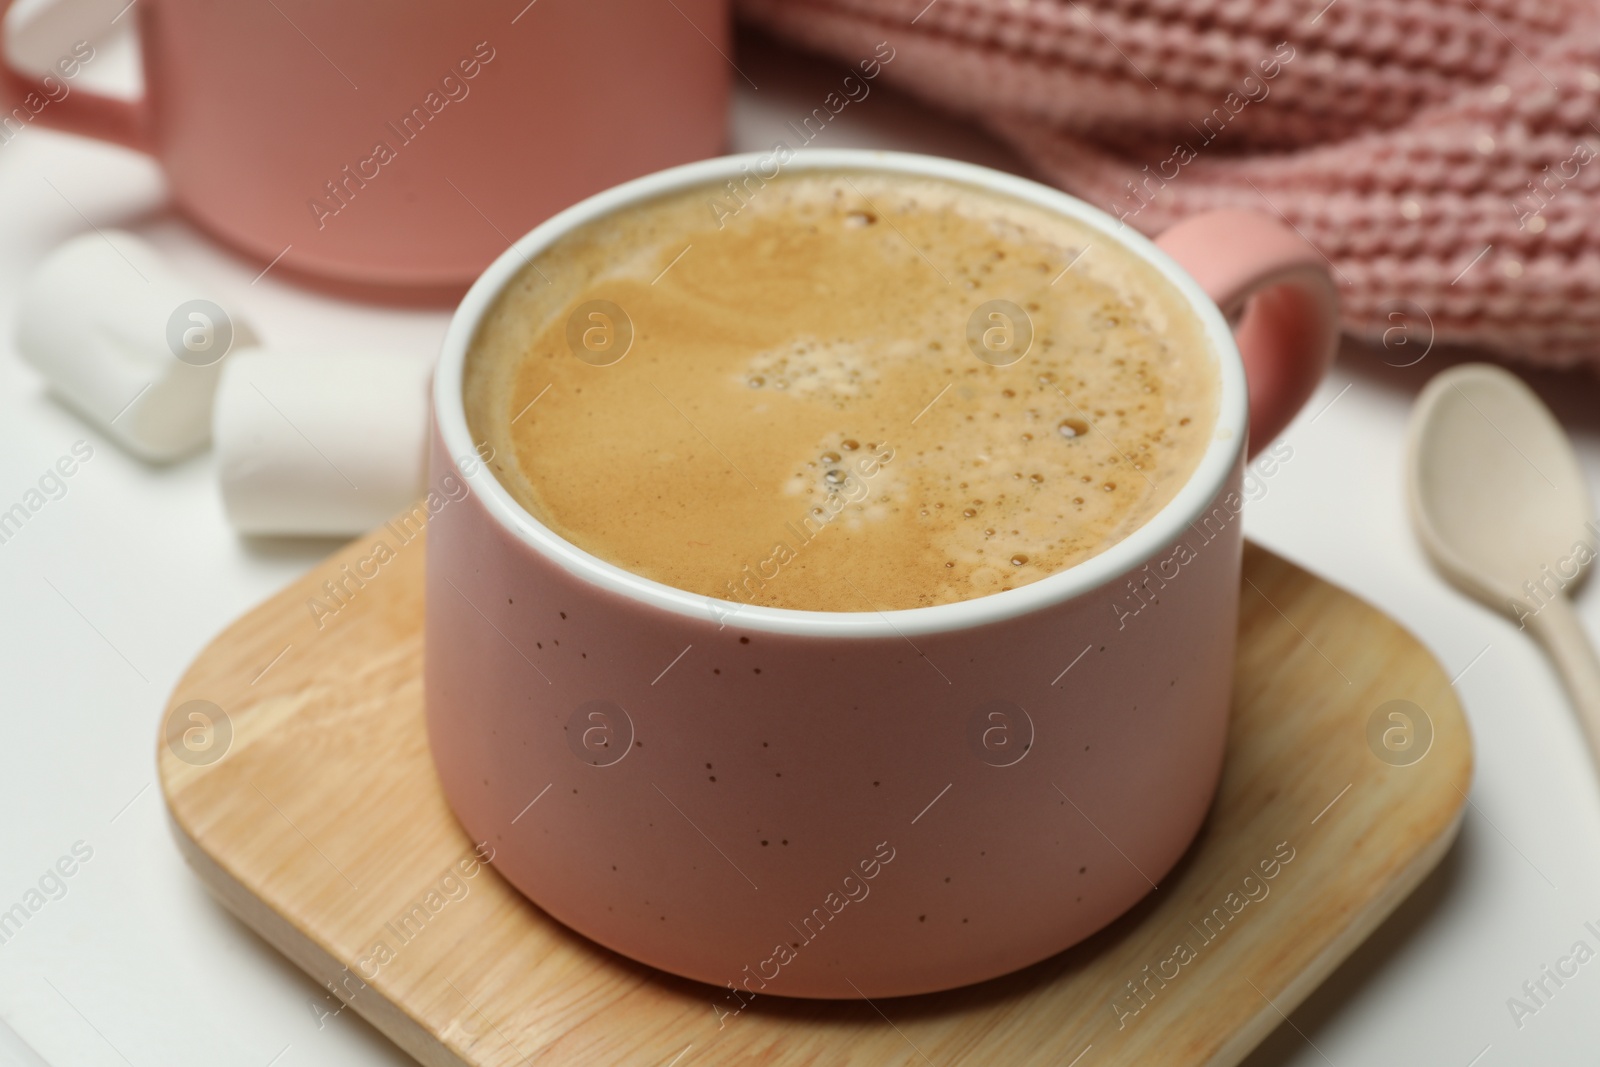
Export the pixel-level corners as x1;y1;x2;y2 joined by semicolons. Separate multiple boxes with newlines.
424;150;1338;999
0;0;728;300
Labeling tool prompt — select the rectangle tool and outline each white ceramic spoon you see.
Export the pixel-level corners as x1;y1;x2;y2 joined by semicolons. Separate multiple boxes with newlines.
1408;362;1600;767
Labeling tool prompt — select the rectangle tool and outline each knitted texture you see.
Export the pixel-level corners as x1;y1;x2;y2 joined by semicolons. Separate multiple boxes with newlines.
739;0;1600;367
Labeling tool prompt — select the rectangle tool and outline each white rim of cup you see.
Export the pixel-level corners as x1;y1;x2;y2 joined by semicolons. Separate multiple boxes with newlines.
434;149;1247;638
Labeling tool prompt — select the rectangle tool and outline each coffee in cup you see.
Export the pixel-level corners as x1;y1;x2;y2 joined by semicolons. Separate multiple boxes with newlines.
429;150;1340;998
463;170;1216;612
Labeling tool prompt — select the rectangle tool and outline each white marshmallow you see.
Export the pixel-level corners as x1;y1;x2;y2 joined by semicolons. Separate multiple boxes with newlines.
214;348;432;537
15;230;255;461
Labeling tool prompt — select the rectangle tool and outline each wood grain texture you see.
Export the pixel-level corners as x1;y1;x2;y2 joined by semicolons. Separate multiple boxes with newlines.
159;534;1471;1067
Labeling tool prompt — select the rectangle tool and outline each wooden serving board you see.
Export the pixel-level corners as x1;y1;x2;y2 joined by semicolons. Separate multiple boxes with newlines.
159;533;1471;1067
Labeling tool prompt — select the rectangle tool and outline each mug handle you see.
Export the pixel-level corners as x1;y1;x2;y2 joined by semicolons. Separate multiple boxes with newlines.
1155;209;1340;458
0;0;150;151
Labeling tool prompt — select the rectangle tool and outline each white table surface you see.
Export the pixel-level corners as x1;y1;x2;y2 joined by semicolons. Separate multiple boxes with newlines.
3;16;1600;1067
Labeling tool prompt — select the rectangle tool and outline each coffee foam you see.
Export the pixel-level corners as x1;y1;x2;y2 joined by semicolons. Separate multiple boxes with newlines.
464;170;1218;612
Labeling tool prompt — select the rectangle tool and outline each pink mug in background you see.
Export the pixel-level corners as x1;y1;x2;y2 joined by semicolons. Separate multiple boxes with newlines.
423;151;1339;998
0;0;730;300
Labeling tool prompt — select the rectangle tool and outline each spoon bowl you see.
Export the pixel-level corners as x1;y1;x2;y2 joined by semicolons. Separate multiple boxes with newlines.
1409;363;1593;609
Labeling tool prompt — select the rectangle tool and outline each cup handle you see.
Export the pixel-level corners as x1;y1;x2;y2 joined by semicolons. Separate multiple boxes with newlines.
1155;209;1339;458
0;0;150;151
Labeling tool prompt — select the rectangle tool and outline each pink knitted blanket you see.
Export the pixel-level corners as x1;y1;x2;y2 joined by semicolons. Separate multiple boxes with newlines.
740;0;1600;367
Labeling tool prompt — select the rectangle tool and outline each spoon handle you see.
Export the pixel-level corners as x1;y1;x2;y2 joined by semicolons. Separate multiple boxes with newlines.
1528;596;1600;769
